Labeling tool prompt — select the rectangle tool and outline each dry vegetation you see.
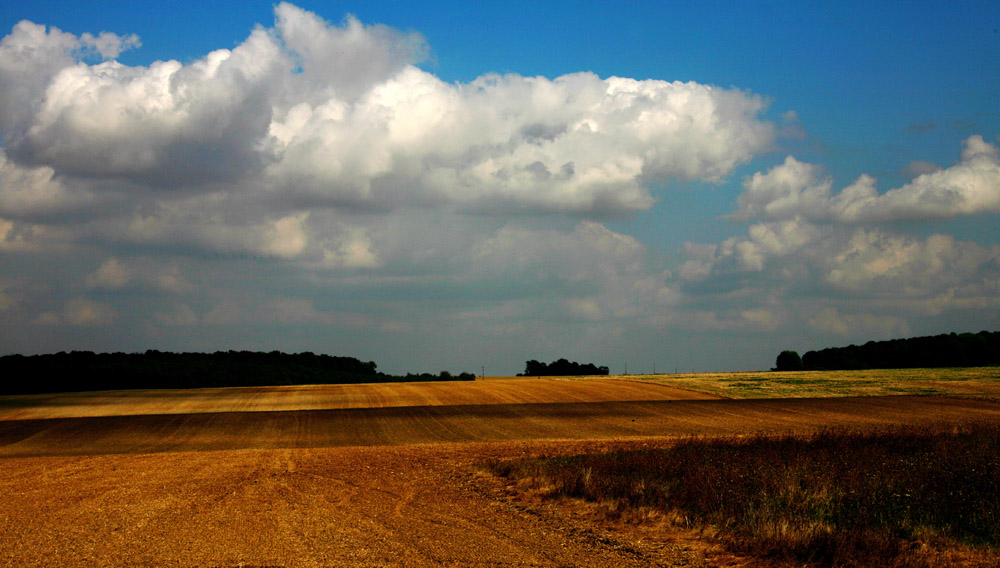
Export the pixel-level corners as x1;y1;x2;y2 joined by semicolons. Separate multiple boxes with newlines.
608;366;1000;399
1;369;999;567
488;424;1000;567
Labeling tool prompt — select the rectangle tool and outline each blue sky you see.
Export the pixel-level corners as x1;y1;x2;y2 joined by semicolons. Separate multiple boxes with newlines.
1;2;997;375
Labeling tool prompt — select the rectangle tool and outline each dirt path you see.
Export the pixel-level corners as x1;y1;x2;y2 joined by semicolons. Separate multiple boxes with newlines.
3;389;1000;566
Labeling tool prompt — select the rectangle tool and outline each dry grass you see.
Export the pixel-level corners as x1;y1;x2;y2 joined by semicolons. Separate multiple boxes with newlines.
597;366;1000;399
487;424;1000;567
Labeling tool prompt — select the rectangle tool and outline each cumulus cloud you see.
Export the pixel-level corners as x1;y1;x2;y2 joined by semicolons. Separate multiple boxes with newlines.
679;217;822;276
732;135;1000;223
0;149;91;217
679;216;1000;339
0;3;773;215
822;230;999;295
79;31;141;59
10;29;285;185
263;67;775;215
0;21;80;135
686;218;999;293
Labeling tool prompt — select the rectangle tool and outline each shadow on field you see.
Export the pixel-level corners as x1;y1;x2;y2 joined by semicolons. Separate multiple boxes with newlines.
3;396;1000;457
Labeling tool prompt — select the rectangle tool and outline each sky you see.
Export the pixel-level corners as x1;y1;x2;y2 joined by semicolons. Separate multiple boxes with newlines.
1;1;998;376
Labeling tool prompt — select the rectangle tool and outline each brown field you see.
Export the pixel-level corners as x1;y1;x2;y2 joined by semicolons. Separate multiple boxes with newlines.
2;370;1000;567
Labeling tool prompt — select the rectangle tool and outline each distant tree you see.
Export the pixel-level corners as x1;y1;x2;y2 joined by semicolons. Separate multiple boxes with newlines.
522;360;545;376
0;350;475;395
798;330;1000;370
774;350;803;371
517;359;610;376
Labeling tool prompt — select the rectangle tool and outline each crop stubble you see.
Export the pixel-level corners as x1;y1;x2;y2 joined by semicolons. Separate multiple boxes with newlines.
3;374;1000;567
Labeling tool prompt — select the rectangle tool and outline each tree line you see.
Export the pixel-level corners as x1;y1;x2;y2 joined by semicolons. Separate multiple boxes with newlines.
0;350;476;395
517;358;610;376
775;331;1000;371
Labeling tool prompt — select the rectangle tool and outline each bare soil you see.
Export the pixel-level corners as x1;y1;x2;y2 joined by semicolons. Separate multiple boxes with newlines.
3;376;1000;567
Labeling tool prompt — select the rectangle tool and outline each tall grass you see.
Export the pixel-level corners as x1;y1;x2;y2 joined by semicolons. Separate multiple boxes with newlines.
487;424;1000;567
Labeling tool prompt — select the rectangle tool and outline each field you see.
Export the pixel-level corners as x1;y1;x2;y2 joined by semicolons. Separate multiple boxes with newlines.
2;369;1000;567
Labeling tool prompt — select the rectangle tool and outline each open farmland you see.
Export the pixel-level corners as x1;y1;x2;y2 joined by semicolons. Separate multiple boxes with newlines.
3;371;1000;567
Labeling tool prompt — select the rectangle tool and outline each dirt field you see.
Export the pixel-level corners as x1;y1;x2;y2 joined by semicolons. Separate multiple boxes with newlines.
3;374;1000;567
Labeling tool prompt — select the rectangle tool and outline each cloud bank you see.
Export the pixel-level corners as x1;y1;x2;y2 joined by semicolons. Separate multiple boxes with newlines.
1;3;997;372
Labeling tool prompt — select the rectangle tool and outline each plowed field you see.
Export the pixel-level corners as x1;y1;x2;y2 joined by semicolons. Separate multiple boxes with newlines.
3;375;1000;567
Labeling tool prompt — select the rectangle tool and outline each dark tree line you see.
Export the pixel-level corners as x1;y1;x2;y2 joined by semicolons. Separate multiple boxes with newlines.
777;331;1000;371
0;350;475;395
517;358;610;377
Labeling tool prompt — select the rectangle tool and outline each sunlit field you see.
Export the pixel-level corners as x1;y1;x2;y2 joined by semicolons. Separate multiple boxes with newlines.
600;366;1000;399
2;368;1000;566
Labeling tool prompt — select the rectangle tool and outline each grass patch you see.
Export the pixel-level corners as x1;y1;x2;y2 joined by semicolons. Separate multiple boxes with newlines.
487;424;1000;567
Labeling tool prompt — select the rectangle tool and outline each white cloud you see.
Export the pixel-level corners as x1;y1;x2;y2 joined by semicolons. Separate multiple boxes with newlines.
80;31;141;59
731;156;832;222
13;29;285;185
683;217;822;275
1;4;773;216
0;149;93;217
853;136;1000;221
273;3;428;102
0;21;80;135
265;68;774;214
823;230;999;294
679;217;1000;339
732;135;1000;223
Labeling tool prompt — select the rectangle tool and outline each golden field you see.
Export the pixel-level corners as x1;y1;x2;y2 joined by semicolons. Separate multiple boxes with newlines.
2;368;999;567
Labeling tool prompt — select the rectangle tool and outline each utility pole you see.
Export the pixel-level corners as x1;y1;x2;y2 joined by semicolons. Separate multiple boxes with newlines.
481;366;485;380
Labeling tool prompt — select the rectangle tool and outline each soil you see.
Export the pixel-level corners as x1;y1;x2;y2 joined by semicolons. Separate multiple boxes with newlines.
2;377;1000;567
